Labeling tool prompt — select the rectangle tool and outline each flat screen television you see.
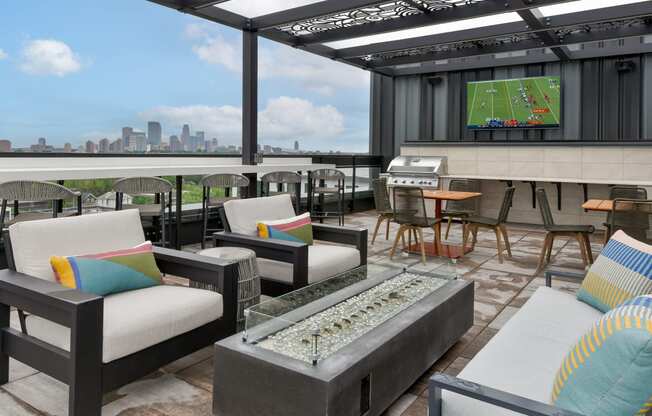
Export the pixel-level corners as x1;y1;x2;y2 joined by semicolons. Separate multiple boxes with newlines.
466;76;561;130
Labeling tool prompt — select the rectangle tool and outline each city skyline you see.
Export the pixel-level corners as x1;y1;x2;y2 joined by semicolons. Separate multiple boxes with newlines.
0;1;371;153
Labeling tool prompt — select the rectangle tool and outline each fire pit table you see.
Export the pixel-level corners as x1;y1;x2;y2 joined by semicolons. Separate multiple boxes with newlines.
212;264;474;416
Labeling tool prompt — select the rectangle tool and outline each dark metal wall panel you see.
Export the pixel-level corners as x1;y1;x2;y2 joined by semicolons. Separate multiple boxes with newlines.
643;54;652;139
370;73;395;166
619;55;642;140
561;60;582;140
433;75;449;140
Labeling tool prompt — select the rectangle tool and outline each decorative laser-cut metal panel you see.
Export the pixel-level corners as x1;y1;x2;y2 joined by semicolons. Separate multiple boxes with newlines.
360;16;652;63
277;2;423;36
416;0;487;12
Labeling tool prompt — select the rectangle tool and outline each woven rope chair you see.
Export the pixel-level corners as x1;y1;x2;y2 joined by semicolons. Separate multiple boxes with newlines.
603;186;647;243
311;168;346;226
113;177;174;247
371;177;393;244
0;180;82;231
465;187;515;264
442;179;480;240
610;199;652;244
261;171;302;213
199;174;250;248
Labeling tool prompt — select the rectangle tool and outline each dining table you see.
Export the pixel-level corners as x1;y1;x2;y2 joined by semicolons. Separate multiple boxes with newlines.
404;190;483;259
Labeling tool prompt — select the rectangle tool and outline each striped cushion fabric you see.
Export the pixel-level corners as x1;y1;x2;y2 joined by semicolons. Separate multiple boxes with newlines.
576;230;652;313
257;212;313;245
551;295;652;416
50;241;163;296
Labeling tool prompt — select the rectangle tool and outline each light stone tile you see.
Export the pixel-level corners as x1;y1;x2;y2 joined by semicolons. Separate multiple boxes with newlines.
624;147;652;164
478;161;510;176
582;147;623;164
624;163;652;182
0;389;39;416
3;372;68;416
543;162;581;180
544;147;582;163
448;160;478;175
481;251;540;276
581;163;623;181
509;147;544;162
447;147;477;161
477;148;509;162
488;306;520;330
509;161;544;177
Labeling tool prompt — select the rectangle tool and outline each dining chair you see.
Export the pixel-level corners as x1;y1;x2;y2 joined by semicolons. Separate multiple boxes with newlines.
390;186;441;264
535;188;595;273
261;171;301;213
464;187;515;263
311;168;346;226
442;179;480;240
0;180;82;231
199;173;250;249
610;198;652;244
604;186;647;243
113;176;174;247
371;177;393;244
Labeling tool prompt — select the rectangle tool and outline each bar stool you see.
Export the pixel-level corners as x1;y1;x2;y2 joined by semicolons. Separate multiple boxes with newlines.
199;173;250;249
442;179;480;240
113;176;174;248
261;171;301;213
311;168;345;226
0;180;82;231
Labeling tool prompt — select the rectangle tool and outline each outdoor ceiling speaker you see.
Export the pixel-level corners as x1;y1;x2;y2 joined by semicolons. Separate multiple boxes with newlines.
616;60;635;72
427;76;442;85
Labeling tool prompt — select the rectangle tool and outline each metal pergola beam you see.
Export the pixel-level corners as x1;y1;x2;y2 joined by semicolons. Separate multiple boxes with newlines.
517;7;571;60
369;21;652;68
290;0;580;46
335;2;652;60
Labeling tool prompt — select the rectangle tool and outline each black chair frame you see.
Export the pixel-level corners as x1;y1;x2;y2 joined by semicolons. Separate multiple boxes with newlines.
0;231;239;416
215;206;367;296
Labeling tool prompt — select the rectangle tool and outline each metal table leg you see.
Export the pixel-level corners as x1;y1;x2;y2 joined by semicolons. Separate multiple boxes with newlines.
175;175;182;250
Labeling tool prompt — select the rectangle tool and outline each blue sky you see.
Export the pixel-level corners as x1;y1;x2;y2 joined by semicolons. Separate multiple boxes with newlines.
0;1;370;151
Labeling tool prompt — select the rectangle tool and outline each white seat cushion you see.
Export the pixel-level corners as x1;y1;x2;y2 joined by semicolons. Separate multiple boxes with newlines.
442;287;603;416
9;210;146;282
258;244;360;285
17;285;222;363
223;194;296;236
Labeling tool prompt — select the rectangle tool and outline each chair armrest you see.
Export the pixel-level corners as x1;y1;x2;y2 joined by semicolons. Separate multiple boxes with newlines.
429;373;584;416
312;224;368;265
544;269;586;288
153;246;239;334
0;269;102;328
213;232;309;287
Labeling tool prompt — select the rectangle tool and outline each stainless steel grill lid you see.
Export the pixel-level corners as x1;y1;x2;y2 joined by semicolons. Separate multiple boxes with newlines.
385;156;447;189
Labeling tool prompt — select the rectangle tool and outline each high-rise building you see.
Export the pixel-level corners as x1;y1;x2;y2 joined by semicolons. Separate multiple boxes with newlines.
147;121;162;146
127;133;147;152
85;140;97;154
63;143;72;153
109;138;123;153
31;137;53;152
263;145;272;153
0;139;11;152
181;124;190;149
294;140;299;151
99;138;110;153
169;135;182;152
122;127;133;147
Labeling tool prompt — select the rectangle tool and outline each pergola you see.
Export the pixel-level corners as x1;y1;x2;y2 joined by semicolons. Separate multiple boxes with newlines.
149;0;652;165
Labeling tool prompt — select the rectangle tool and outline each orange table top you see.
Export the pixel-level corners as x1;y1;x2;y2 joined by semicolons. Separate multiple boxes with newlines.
582;199;613;212
423;190;483;201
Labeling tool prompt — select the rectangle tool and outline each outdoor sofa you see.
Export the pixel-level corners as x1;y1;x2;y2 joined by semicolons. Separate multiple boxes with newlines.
0;210;239;416
428;269;609;416
216;194;367;295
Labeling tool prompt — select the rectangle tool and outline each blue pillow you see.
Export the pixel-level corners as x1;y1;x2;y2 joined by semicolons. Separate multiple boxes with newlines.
551;295;652;416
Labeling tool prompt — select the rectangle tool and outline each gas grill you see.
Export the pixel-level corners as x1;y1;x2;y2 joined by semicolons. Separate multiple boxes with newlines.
385;156;448;190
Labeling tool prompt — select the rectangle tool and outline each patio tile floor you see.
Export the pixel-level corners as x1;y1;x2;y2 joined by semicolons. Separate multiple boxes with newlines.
1;210;597;416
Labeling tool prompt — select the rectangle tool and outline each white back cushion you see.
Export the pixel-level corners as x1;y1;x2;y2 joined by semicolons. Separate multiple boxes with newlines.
223;194;296;236
9;209;146;281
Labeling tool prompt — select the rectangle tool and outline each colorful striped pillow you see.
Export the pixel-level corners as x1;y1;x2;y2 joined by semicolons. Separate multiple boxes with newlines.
576;230;652;313
551;295;652;416
257;212;313;245
50;241;163;296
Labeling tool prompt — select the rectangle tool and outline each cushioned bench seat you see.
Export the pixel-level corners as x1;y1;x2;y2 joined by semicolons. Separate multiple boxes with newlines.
442;287;602;416
15;285;223;363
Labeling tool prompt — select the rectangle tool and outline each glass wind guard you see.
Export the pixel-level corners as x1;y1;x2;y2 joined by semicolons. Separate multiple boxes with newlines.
243;266;452;365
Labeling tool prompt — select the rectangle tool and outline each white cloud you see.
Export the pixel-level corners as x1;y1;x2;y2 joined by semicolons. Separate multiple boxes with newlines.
20;39;81;76
140;96;344;146
0;49;7;60
187;25;369;95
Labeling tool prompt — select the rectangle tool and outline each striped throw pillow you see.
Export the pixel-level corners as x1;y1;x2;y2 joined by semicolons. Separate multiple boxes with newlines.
551;295;652;416
577;231;652;313
257;212;313;245
50;241;163;296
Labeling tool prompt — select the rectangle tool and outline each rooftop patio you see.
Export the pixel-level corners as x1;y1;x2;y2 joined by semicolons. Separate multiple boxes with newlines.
0;211;599;416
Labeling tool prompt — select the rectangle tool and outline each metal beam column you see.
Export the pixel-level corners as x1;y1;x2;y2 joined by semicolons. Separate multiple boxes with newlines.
242;30;258;197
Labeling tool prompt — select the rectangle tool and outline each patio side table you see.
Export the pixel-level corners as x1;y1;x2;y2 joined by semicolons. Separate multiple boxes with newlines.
195;247;261;326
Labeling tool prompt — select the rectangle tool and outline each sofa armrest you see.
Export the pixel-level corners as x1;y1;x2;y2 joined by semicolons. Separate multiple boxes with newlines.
312;224;368;265
153;246;239;333
213;232;309;287
429;373;584;416
543;269;586;288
